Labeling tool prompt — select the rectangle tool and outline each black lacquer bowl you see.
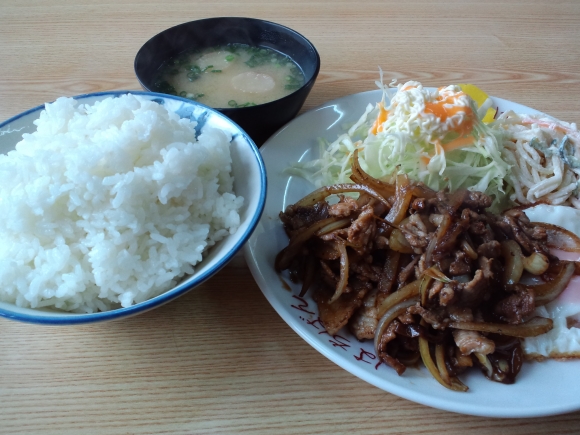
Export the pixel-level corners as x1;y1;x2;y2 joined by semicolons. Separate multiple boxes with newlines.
135;17;320;146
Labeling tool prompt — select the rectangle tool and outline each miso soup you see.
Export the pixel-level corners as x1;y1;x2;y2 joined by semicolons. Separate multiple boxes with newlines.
153;44;305;108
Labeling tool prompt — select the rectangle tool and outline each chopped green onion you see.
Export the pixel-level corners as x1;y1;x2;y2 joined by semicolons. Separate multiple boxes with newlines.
227;100;256;108
225;54;235;62
179;91;187;97
211;70;222;73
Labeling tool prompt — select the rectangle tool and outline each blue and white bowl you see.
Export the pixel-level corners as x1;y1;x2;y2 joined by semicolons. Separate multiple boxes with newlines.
0;91;266;325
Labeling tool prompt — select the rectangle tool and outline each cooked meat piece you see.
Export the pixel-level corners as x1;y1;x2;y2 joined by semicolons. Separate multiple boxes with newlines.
436;257;453;274
349;289;379;340
463;191;492;211
377;320;407;375
350;260;381;283
374;235;389;250
433;213;471;260
448;306;474;322
328;195;359;217
428;280;444;300
493;214;549;256
477;240;501;258
456;257;494;306
453;330;495;355
320;260;339;289
495;215;533;253
494;284;535;324
411;197;427;211
469;220;495;243
369;198;389;217
397;256;420;287
397;311;416;324
504;208;527;222
464;209;495;243
449;250;472;276
415;253;428;279
439;282;457;306
280;202;329;233
314;281;369;335
347;205;376;249
408;304;449;329
349;309;378;340
310;239;341;260
319;229;349;242
378;251;401;294
400;214;430;249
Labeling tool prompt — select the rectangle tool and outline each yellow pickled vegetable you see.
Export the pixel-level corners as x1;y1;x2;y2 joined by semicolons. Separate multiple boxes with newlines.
459;83;496;123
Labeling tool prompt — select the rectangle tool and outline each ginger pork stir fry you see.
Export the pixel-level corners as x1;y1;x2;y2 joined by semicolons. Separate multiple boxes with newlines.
275;155;578;391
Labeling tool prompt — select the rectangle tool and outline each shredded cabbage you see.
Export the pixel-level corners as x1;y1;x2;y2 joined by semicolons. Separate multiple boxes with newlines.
289;81;513;212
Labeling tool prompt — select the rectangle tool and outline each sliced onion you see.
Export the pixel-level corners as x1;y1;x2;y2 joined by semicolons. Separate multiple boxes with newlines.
376;279;421;319
350;149;396;198
315;218;351;236
295;183;389;208
419;320;469;392
501;240;524;285
460;238;478;260
385;174;414;225
378;250;401;294
534;222;580;253
448;316;553;338
435;344;451;385
425;213;451;266
411;183;437;200
275;217;344;271
530;261;575;306
420;275;433;307
522;252;550;275
474;352;494;378
455;347;473;367
374;297;418;357
329;241;349;304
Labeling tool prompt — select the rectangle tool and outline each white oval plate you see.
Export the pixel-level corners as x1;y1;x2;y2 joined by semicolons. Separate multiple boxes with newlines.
243;90;580;418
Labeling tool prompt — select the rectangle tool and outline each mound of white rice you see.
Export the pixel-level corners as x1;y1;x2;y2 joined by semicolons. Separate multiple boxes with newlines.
0;94;244;313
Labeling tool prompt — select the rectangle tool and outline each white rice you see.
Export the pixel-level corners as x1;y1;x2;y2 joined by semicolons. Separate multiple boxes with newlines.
0;94;244;313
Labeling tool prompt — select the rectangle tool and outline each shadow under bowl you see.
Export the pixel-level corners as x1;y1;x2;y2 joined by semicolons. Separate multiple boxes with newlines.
134;17;320;146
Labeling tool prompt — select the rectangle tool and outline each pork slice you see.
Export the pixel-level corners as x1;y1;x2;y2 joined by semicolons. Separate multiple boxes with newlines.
453;330;495;355
347;205;376;249
328;195;359;217
280;202;329;233
494;284;535;324
314;280;370;335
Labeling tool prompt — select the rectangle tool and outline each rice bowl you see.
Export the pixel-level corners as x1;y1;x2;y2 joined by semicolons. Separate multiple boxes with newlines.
0;91;266;324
